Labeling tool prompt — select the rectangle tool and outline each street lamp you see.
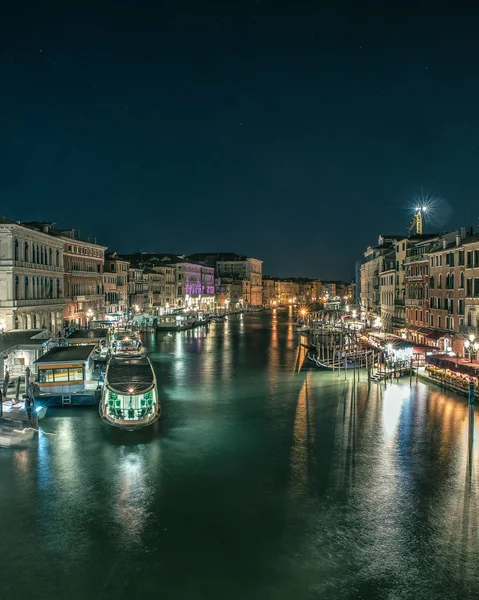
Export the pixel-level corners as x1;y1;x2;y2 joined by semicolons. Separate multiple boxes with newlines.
86;309;93;329
464;334;478;362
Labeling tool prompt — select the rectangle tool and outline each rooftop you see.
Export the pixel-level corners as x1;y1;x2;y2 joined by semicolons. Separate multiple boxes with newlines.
35;344;96;364
0;330;50;357
21;221;107;249
68;328;108;340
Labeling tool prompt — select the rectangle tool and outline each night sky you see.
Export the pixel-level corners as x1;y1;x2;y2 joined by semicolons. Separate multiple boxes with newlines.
2;1;479;280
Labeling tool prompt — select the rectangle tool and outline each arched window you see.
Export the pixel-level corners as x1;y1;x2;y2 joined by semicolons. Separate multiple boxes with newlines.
24;276;29;298
24;241;29;262
56;249;60;267
450;273;454;289
438;274;442;289
445;274;450;289
429;275;434;289
57;279;61;298
15;275;19;299
49;248;52;265
460;272;465;288
14;239;19;261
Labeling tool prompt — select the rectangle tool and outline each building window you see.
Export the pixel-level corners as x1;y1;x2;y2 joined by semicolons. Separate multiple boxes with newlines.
467;251;473;267
438;274;442;289
475;250;479;266
438;315;441;329
458;250;464;266
459;299;465;315
460;272;465;288
467;278;473;296
474;278;479;297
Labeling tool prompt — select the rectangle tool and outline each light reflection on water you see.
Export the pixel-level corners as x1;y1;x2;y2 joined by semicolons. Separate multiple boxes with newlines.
1;311;479;598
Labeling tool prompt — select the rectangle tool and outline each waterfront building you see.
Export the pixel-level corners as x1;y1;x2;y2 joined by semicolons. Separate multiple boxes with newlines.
128;267;149;312
146;269;167;312
462;233;479;336
262;278;277;307
275;279;299;305
320;281;353;301
104;252;129;320
215;278;246;309
0;216;65;333
359;235;402;322
60;231;106;328
175;261;215;310
188;253;263;307
25;222;107;328
379;250;397;333
427;231;465;353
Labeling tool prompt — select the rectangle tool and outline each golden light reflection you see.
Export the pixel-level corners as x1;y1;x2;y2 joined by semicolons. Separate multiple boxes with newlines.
289;376;316;497
113;445;160;548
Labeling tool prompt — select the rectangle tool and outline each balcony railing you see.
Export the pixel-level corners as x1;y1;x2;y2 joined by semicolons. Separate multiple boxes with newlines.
405;298;423;306
71;294;104;302
405;255;428;263
0;298;65;308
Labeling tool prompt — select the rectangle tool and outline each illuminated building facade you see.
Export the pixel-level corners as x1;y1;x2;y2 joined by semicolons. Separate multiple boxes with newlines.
0;216;65;333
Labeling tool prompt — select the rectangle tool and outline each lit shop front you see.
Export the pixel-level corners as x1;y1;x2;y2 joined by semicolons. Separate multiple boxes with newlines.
425;354;479;398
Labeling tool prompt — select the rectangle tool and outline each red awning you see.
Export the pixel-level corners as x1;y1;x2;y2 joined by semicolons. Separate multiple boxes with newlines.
426;330;451;341
417;328;433;335
407;325;421;332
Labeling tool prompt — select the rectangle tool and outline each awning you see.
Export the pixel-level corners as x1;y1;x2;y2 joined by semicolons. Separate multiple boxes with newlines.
407;325;421;333
417;328;433;335
425;330;451;341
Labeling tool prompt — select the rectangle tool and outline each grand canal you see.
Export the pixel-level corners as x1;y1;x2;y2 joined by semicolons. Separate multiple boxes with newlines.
1;310;479;599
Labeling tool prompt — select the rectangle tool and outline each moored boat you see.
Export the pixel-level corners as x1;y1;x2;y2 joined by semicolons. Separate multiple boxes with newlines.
99;354;160;430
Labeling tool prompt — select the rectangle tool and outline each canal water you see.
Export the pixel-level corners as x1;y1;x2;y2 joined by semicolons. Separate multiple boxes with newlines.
1;310;479;599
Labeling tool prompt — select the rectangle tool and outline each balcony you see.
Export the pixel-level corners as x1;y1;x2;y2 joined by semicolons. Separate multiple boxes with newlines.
0;298;65;308
406;298;423;306
406;274;425;281
394;299;405;306
9;261;64;273
405;255;428;264
71;294;104;302
68;270;100;277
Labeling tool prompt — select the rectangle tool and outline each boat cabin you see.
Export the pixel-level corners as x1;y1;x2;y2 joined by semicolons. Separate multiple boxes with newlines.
67;328;109;349
34;345;97;393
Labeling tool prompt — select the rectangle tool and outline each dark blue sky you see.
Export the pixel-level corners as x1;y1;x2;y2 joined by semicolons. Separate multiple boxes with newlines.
1;1;479;279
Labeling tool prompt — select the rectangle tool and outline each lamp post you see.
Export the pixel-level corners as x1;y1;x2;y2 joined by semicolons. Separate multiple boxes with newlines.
464;334;478;362
86;309;93;329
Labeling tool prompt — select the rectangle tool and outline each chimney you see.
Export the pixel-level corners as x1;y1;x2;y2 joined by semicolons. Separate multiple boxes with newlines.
442;239;447;249
456;235;461;247
461;226;467;239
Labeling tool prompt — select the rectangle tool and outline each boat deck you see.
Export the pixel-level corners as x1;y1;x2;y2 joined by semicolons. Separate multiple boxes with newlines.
106;356;155;394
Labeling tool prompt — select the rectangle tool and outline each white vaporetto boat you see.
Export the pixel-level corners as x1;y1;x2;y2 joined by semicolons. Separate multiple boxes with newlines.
99;353;160;430
100;329;159;430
